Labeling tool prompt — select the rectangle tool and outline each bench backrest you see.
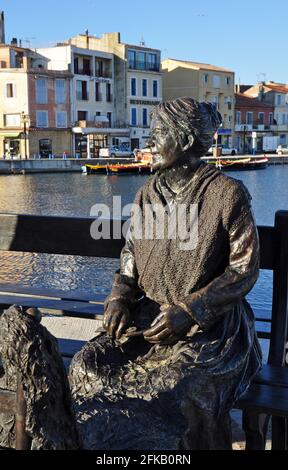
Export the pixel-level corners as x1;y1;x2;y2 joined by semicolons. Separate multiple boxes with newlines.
0;210;287;366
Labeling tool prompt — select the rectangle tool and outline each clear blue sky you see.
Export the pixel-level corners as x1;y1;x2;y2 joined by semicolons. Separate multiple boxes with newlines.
2;0;287;85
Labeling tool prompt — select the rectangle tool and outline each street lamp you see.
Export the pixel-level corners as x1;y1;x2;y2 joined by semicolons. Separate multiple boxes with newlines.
21;112;30;160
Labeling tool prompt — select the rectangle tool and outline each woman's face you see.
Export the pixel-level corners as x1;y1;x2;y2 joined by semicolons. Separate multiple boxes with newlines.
147;115;184;170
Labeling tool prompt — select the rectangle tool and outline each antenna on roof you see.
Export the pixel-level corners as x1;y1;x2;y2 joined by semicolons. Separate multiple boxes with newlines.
140;34;145;46
257;72;266;83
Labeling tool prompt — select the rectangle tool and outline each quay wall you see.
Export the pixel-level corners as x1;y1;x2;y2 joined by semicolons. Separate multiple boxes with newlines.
0;158;134;174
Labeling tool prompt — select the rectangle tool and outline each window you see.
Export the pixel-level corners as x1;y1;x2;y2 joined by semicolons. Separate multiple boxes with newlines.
275;113;279;125
55;79;66;104
212;75;221;88
142;79;147;97
56;111;67;128
36;111;48;127
203;74;209;84
82;58;91;76
76;80;88;100
225;96;232;110
95;82;101;101
4;113;21;127
236;111;241;125
142;108;148;127
258;112;264;125
106;83;112;102
147;53;158;71
246;112;253;125
225;76;231;86
107;112;112;128
282;113;287;125
152;80;158;98
211;95;218;109
74;57;79;74
95;60;103;77
131;107;137;126
6;83;15;98
131;78;137;96
77;110;87;121
137;51;145;70
277;94;282;106
36;79;47;104
269;112;273;125
128;50;136;69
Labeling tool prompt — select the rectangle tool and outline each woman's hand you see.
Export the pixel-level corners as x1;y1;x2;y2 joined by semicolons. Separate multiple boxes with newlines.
143;304;194;345
103;299;131;339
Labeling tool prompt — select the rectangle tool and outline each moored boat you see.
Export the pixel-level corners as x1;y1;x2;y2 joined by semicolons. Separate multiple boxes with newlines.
85;162;154;175
206;157;268;171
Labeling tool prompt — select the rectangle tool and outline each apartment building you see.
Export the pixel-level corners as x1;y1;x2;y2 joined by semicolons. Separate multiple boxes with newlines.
235;92;274;152
38;42;120;157
0;43;72;158
244;82;288;146
50;32;162;150
162;59;235;148
126;44;162;149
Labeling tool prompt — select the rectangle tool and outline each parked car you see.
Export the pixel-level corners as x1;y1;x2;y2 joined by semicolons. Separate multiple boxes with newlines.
99;145;134;158
276;145;288;155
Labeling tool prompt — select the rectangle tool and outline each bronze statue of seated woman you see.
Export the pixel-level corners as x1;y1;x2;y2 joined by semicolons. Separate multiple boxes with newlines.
0;98;262;450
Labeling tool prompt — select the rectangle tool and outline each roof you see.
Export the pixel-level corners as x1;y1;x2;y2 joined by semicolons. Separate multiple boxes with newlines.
235;93;274;109
264;83;288;94
163;58;234;73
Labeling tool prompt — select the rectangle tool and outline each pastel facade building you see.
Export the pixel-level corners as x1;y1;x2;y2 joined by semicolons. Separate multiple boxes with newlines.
162;58;235;148
0;43;72;158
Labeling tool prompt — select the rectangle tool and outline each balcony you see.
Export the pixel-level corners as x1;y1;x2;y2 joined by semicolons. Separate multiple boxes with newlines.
128;61;160;72
95;71;112;79
235;124;253;132
76;118;109;129
75;68;92;76
76;92;89;101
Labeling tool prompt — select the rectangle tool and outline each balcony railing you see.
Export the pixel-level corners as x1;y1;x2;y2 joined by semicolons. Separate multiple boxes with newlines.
75;68;92;76
95;71;112;78
235;124;274;132
76;92;89;101
128;61;160;72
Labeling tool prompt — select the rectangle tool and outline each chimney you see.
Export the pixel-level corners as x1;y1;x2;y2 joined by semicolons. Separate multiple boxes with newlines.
0;11;5;44
85;29;89;49
11;37;18;46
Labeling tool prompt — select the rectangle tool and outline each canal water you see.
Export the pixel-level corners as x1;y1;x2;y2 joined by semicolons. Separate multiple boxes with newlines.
0;165;288;321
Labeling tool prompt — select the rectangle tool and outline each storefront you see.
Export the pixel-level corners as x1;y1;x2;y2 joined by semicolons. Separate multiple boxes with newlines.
72;126;130;158
0;131;22;158
217;128;233;148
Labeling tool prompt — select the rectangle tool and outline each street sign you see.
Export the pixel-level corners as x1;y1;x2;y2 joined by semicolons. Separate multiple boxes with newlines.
252;132;257;138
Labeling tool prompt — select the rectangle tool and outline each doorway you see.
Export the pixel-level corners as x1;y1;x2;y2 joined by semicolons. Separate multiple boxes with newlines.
131;138;139;150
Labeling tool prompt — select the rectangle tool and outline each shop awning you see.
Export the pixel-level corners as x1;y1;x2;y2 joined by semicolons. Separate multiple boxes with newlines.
0;131;21;138
72;127;130;136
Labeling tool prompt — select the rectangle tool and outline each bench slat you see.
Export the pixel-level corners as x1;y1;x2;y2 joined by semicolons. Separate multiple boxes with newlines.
236;383;288;416
0;294;104;317
0;214;125;257
0;283;106;303
254;364;288;388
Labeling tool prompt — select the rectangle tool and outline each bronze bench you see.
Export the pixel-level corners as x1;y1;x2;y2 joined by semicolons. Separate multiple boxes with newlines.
0;211;287;450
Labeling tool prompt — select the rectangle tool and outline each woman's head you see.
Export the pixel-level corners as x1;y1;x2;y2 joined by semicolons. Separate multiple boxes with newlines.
148;97;222;169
